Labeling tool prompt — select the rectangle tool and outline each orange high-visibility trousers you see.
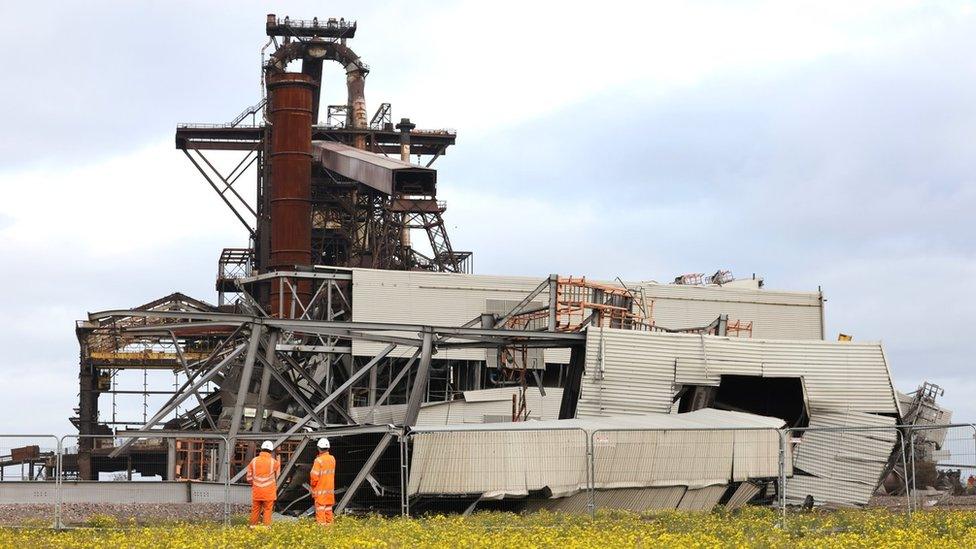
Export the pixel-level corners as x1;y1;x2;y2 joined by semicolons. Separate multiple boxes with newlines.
314;503;334;525
250;499;274;526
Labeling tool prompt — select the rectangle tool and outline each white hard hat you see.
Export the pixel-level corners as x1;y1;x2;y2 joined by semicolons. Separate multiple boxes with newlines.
317;438;330;450
261;440;274;451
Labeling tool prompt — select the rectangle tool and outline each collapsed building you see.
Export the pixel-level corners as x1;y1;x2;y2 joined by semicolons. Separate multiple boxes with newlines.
69;15;947;514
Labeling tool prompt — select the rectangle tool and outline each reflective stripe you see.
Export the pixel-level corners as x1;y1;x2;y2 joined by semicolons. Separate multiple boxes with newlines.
315;505;332;511
248;455;278;489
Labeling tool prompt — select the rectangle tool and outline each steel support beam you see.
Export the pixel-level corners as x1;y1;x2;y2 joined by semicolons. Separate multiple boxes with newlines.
364;350;420;423
182;149;255;236
93;309;586;343
232;343;397;484
547;274;559;331
336;330;433;514
224;326;264;479
169;331;217;431
251;331;280;433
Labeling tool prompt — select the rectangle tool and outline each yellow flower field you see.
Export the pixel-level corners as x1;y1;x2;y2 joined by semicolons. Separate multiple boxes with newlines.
3;508;976;548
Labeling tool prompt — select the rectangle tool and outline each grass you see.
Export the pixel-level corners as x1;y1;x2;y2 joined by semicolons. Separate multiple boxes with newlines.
2;508;976;548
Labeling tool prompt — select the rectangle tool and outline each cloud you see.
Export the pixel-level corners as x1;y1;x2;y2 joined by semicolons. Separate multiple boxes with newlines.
0;139;246;433
3;1;969;167
2;2;975;433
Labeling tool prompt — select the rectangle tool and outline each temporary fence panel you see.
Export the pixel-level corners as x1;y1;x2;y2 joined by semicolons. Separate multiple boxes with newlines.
0;435;60;528
914;424;976;511
407;428;588;499
792;416;898;488
0;423;972;528
592;429;734;489
589;427;784;515
58;434;233;528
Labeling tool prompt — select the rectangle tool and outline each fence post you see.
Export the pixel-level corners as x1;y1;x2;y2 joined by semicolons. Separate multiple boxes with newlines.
58;435;71;530
399;428;409;517
55;436;63;529
971;424;976;489
909;428;918;512
778;429;787;529
587;430;596;519
898;429;911;515
223;435;231;526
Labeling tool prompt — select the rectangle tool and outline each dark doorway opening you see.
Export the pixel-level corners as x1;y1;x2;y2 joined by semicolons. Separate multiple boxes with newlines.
679;375;808;428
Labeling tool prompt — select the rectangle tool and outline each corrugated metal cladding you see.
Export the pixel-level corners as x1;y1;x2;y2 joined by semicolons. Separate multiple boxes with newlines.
788;411;897;506
347;268;823;359
578;328;902;507
522;485;730;513
726;482;762;510
408;409;785;499
785;475;877;507
675;485;726;511
348;387;563;426
408;428;589;498
794;411;896;484
577;329;900;418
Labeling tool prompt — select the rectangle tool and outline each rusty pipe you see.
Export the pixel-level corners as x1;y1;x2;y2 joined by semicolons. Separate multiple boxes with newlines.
347;68;367;149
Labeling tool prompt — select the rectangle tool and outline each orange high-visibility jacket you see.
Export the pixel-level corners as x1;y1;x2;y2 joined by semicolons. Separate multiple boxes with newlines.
310;452;336;505
246;451;281;501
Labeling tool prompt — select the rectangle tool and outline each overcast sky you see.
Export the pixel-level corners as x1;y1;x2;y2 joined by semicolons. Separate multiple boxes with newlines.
0;1;974;435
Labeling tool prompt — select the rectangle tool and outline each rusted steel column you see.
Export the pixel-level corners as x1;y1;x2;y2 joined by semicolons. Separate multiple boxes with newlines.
346;68;368;149
268;73;316;316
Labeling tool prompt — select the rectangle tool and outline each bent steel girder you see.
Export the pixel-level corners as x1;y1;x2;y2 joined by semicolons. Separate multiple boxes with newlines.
90;309;585;345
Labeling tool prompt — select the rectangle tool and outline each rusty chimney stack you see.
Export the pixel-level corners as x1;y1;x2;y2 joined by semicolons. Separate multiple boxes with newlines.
267;72;317;316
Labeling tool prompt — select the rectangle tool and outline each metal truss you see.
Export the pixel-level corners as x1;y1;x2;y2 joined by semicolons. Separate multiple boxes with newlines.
81;270;582;513
181;148;259;238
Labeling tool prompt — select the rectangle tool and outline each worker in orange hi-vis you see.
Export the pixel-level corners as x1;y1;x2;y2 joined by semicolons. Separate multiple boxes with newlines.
309;437;336;525
246;440;281;527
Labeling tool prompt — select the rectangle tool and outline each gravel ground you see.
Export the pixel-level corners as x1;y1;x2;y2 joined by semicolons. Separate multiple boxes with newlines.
0;503;251;526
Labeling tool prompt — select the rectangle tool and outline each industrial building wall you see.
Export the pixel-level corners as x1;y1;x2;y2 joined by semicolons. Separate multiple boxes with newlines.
348;268;824;359
638;283;824;340
576;328;902;506
577;329;900;418
349;268;552;360
406;409;786;499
